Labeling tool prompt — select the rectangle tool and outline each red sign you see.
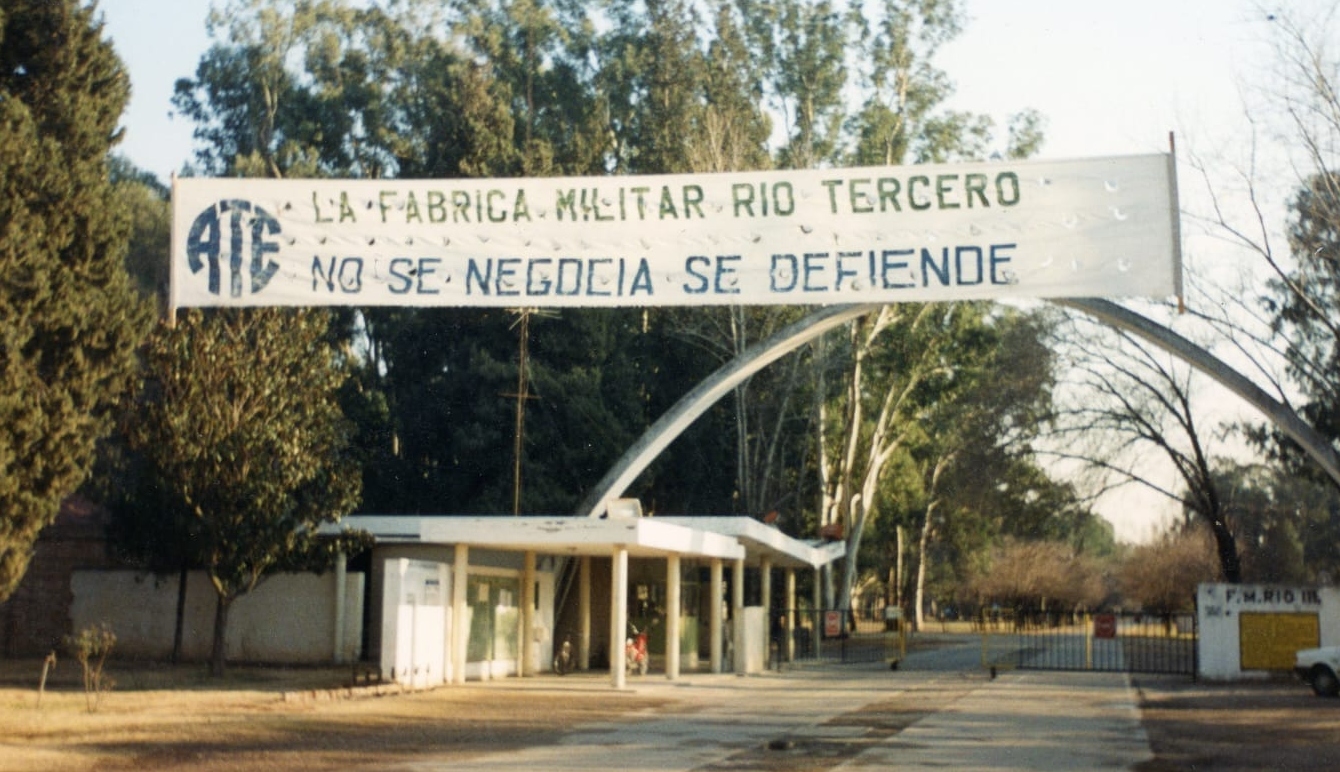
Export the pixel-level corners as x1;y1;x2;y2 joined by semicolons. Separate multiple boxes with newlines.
1094;614;1118;639
824;611;842;638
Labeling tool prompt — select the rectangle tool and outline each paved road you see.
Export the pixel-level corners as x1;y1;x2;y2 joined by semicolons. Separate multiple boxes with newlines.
391;637;1153;771
843;669;1152;770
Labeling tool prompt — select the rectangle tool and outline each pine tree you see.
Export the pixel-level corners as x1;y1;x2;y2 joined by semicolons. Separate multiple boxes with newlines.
0;0;152;601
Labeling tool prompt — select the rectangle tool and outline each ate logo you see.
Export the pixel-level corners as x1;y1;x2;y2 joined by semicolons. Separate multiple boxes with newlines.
185;199;282;298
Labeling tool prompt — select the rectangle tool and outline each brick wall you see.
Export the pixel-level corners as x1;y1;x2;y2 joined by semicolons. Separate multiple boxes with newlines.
0;498;118;657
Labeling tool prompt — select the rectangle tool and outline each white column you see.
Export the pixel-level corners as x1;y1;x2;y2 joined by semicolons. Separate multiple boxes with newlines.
522;550;536;677
709;559;723;674
611;546;629;689
760;557;772;667
333;550;347;664
380;559;404;682
437;562;450;685
786;569;797;663
812;566;823;659
666;554;681;680
732;558;745;675
452;544;470;684
579;556;592;671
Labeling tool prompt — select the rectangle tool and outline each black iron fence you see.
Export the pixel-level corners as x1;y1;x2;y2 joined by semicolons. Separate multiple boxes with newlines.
774;607;902;666
987;610;1196;675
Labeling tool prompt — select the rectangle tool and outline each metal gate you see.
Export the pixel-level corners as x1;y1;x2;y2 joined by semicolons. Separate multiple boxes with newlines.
986;611;1196;675
777;608;901;666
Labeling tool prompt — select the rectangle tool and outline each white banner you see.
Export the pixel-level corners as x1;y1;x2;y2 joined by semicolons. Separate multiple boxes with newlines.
170;154;1180;309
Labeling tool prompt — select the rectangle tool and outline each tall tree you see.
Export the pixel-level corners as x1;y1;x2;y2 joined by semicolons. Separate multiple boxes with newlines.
592;0;798;519
1118;525;1219;614
454;0;607;176
901;308;1070;628
1211;461;1340;585
847;0;973;165
1270;168;1340;478
822;302;981;612
172;0;319;177
691;1;773;173
94;157;183;656
1050;314;1242;582
0;0;152;601
967;538;1107;617
1258;7;1340;460
174;1;511;516
308;1;519;179
167;0;1056;551
127;308;364;675
598;0;711;175
762;0;1041;612
739;0;849;169
108;155;170;307
1188;5;1340;498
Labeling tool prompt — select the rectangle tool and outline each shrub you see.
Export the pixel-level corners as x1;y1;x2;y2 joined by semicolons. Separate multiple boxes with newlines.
65;623;116;712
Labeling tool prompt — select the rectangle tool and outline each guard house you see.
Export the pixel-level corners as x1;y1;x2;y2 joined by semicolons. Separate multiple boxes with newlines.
345;504;844;689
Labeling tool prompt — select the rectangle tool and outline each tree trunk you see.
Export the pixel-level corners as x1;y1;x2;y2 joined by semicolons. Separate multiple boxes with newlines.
914;506;932;632
1209;517;1242;583
895;525;905;608
839;512;864;615
914;457;953;631
822;565;835;610
890;525;903;608
172;566;188;664
210;594;232;677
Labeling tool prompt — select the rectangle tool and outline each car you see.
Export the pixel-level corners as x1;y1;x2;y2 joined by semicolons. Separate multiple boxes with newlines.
1294;646;1340;697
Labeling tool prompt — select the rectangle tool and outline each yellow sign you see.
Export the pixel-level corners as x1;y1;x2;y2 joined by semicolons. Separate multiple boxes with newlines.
1239;612;1319;671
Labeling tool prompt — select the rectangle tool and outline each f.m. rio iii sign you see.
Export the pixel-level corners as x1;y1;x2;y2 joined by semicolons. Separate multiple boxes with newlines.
170;154;1181;309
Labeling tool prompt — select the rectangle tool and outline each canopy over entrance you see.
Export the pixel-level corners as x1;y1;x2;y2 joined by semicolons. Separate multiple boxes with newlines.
336;513;843;688
342;514;841;569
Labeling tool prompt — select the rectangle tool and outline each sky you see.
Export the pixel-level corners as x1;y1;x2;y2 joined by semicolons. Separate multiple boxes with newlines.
94;0;1286;543
96;0;1273;181
940;1;1265;160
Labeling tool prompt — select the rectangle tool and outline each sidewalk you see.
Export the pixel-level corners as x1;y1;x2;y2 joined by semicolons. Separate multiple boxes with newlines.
394;665;1152;771
839;670;1153;770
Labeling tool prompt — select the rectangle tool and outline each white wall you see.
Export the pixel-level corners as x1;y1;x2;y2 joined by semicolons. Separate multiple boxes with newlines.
71;569;363;663
741;606;768;674
369;546;556;682
381;558;450;687
1197;582;1340;680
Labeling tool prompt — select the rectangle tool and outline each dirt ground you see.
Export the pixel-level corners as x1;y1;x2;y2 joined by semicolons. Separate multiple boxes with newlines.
4;658;1340;771
1133;674;1340;772
1;659;669;771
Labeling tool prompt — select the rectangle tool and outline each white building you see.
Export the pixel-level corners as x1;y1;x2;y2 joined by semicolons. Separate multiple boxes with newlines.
349;510;844;689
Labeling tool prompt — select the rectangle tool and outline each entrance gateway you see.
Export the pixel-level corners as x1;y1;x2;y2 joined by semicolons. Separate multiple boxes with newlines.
342;511;843;689
172;154;1185;687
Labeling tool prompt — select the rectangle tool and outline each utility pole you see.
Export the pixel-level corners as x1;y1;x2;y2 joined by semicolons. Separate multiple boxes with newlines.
505;308;546;515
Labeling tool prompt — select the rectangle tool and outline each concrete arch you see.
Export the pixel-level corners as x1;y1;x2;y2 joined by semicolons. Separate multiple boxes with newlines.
579;299;1340;517
1057;298;1340;485
577;303;877;517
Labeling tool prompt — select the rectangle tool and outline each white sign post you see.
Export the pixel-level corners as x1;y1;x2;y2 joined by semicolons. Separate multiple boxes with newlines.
170;154;1181;310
